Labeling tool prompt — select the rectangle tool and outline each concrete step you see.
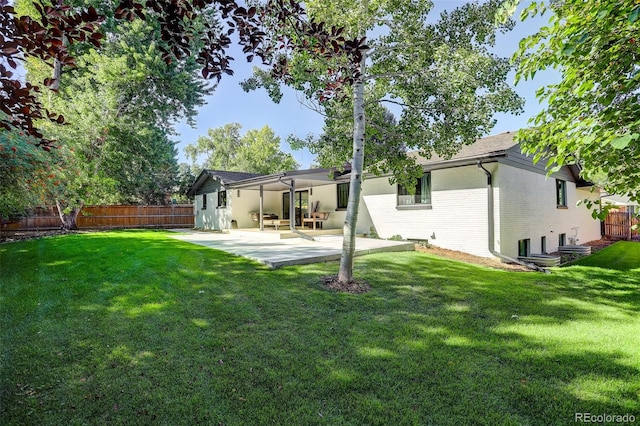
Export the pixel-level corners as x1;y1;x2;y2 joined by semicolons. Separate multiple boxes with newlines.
518;255;561;267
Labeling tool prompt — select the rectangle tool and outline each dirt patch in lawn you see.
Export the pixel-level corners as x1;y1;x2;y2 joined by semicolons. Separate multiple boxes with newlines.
321;275;371;294
415;245;532;271
581;238;620;252
0;229;77;243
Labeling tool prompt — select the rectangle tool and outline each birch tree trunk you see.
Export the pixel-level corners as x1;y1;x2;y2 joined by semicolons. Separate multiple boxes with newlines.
338;55;366;283
51;57;62;90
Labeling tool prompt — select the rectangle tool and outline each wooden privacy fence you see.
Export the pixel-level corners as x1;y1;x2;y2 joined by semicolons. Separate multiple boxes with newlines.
604;211;639;240
3;205;194;230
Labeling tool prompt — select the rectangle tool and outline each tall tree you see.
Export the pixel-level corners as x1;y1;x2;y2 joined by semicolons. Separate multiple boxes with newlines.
185;123;298;174
174;162;197;203
185;123;243;171
2;0;363;224
19;9;213;227
251;0;523;283
236;126;299;174
514;1;640;207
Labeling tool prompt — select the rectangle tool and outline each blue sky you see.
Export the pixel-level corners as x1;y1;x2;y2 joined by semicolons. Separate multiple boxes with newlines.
174;1;558;169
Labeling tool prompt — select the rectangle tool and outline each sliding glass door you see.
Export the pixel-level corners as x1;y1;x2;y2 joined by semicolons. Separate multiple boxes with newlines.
282;190;309;227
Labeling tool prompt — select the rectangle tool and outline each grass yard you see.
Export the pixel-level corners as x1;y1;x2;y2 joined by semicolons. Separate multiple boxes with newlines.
1;231;639;425
568;239;640;270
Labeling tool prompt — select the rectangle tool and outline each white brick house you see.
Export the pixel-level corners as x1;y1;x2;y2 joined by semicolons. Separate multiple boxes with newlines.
360;132;601;258
186;132;602;260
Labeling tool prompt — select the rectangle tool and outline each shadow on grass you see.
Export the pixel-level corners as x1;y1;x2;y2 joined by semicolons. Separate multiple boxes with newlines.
1;231;638;425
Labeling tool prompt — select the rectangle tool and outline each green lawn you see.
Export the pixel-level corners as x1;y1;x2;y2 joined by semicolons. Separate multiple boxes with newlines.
568;240;640;270
1;231;639;425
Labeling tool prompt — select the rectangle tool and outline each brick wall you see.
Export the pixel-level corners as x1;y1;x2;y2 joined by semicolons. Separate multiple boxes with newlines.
495;164;601;257
361;164;493;257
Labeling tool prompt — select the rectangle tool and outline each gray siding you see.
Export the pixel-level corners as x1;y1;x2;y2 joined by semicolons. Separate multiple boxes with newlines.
196;178;223;195
502;146;575;182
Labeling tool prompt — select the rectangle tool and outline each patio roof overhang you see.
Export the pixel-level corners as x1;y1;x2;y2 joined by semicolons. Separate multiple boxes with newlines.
228;168;348;191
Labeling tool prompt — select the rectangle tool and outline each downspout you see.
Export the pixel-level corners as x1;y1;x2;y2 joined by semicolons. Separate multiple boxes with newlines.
477;161;547;272
278;176;315;241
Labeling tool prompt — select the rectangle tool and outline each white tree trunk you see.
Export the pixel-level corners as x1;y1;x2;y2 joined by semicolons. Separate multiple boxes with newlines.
51;57;62;90
338;56;366;283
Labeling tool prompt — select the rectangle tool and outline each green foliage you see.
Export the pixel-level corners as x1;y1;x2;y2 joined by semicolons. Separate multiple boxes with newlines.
236;126;299;173
185;123;299;174
17;0;211;207
0;124;65;219
185;123;242;171
514;1;640;204
1;231;639;424
174;163;197;202
367;226;380;239
279;0;523;187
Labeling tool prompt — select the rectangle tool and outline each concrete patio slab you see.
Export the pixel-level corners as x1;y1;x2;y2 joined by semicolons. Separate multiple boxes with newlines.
167;229;414;268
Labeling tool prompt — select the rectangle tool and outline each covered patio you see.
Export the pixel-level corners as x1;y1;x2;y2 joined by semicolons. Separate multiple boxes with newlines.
187;166;373;237
226;167;350;234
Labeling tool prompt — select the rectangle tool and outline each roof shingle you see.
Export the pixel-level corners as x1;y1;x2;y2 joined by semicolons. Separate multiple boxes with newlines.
411;131;517;165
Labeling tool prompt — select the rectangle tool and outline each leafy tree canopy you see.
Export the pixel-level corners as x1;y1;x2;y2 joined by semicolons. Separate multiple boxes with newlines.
0;121;66;219
185;123;299;175
174;163;197;202
514;1;640;206
254;0;523;188
21;6;211;205
3;0;220;227
1;0;365;147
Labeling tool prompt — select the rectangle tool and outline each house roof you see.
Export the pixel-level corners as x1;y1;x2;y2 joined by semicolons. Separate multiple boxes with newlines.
186;167;349;195
601;194;637;206
208;170;266;182
410;131;518;166
186;169;265;196
404;131;592;187
186;132;593;195
228;167;348;191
